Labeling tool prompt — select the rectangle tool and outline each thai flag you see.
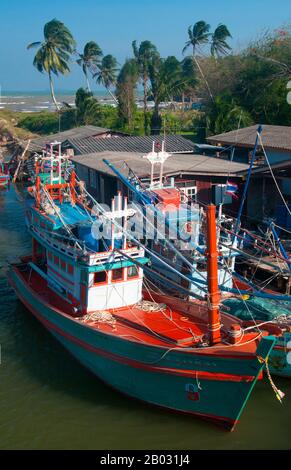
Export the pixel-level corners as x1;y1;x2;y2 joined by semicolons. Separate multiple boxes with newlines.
226;181;239;199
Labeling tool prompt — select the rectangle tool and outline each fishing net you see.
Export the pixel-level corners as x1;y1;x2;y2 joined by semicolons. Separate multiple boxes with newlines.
222;296;291;321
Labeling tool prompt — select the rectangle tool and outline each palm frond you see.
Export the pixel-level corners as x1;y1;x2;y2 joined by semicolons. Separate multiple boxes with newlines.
211;24;232;57
182;41;192;55
27;41;42;50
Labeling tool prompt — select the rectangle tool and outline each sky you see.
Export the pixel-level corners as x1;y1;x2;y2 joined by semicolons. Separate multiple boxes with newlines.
0;0;290;92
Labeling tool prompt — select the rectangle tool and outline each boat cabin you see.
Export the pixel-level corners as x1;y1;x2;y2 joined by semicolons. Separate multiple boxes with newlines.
28;178;148;316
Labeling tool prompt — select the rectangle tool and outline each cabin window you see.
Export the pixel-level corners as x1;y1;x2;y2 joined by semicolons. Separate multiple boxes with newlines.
127;266;139;279
60;260;66;271
67;264;74;275
54;255;59;266
112;268;123;282
94;271;107;284
48;251;52;261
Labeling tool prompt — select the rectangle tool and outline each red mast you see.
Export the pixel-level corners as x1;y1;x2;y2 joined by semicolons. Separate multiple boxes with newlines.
70;170;76;204
206;204;221;345
35;176;41;209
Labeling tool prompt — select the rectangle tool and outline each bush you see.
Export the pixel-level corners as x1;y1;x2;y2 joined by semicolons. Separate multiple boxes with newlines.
18;109;77;135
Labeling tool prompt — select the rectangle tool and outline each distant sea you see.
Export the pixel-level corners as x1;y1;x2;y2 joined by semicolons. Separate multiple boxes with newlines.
0;90;118;113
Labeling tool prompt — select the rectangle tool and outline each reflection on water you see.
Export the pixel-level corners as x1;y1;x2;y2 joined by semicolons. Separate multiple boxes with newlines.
0;185;290;449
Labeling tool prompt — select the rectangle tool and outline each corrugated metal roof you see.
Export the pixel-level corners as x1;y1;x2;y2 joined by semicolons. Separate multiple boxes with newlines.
70;151;249;178
207;125;291;152
27;125;111;152
67;134;195;155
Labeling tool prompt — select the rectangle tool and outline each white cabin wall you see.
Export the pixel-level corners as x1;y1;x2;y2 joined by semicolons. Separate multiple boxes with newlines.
87;279;143;311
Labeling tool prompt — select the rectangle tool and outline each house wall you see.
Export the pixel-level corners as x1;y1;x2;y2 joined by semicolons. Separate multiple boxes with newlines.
73;163;243;216
282;178;291;198
266;150;291;164
227;147;291;165
247;177;284;222
74;162;117;203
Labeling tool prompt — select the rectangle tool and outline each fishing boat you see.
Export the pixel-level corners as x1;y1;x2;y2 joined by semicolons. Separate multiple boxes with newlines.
102;138;291;378
26;141;75;185
7;151;280;431
0;162;10;189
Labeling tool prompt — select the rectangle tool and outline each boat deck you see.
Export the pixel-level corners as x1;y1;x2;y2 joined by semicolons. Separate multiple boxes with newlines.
12;261;269;354
13;262;209;348
83;304;206;347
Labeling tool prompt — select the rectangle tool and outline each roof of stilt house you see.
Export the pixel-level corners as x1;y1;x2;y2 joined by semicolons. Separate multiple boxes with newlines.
26;126;124;152
64;134;196;155
70;151;249;178
207;125;291;152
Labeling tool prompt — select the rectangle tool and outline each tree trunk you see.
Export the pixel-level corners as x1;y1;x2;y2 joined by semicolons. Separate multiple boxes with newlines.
85;71;91;93
49;71;60;111
193;48;214;102
107;88;119;104
182;91;185;111
143;74;148;135
151;101;162;135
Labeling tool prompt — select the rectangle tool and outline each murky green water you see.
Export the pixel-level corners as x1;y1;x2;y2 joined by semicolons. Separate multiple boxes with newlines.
0;186;290;450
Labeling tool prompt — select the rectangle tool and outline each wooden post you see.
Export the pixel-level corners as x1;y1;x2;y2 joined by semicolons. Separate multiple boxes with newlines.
206;204;221;345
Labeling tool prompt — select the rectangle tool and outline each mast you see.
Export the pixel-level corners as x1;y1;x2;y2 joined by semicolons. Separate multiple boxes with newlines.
233;125;263;238
270;222;291;270
35;176;41;209
206;204;221;345
70;170;76;204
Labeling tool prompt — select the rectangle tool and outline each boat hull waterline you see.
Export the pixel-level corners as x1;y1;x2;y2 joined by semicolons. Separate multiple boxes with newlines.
8;265;276;431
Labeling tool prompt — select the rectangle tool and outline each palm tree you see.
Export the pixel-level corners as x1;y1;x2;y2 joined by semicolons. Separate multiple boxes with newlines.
76;41;102;92
211;24;232;57
116;59;139;131
180;56;198;107
148;55;184;134
132;40;158;132
27;18;76;111
182;20;213;100
94;55;118;104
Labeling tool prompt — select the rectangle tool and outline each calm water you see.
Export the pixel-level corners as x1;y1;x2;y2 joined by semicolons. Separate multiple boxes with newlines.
0;185;290;450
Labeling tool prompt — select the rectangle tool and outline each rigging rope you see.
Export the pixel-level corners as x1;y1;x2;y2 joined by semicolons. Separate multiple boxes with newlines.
259;134;291;217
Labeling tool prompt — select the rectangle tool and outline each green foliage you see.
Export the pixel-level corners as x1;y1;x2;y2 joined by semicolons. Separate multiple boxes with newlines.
94;54;118;101
183;21;211;55
211;24;232;57
206;93;253;135
76;41;103;90
24;22;290;138
27;19;76;75
18;109;76;135
75;88;103;125
27;18;76;110
230;28;291;125
132;40;158;133
116;59;139;131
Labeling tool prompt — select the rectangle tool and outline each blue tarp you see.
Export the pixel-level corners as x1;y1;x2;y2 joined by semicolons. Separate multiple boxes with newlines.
50;202;92;230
